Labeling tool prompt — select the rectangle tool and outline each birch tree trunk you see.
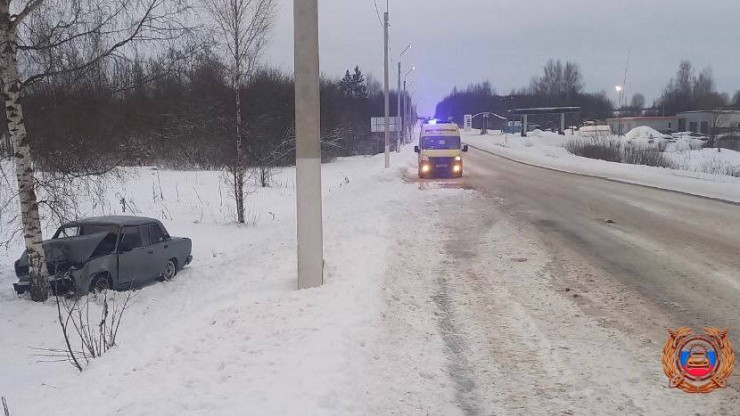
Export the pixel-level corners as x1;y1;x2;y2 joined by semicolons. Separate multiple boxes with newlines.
0;1;49;301
206;0;275;224
232;0;245;225
234;67;245;224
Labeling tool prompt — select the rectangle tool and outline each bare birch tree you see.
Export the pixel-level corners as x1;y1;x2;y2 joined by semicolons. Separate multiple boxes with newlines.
205;0;275;224
0;0;192;301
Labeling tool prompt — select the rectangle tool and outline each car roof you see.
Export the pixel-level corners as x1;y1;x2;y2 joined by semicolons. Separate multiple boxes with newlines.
66;216;160;227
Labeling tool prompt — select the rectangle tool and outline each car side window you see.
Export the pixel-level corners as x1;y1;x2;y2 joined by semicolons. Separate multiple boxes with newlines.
140;224;151;247
149;223;168;244
118;227;143;253
92;232;118;257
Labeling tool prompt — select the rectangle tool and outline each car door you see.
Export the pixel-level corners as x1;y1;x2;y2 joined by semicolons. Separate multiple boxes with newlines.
146;223;169;279
118;225;165;286
137;224;164;282
117;226;146;287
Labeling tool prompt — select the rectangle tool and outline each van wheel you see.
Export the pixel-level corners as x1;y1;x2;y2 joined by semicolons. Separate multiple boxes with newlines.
162;259;177;281
89;274;112;293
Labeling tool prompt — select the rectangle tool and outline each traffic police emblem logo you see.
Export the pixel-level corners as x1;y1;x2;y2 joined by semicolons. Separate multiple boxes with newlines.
661;327;734;393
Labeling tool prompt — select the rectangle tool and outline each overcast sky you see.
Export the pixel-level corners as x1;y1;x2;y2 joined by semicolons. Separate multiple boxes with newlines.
262;0;740;115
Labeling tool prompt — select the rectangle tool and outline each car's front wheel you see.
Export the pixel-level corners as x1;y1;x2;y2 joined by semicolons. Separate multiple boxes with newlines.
89;273;112;293
162;260;177;282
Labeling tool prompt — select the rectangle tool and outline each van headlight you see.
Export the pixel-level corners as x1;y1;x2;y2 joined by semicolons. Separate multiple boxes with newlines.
421;164;431;173
455;156;462;161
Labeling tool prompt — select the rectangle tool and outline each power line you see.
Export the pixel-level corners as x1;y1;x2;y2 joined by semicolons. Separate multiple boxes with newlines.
371;0;383;28
372;0;396;79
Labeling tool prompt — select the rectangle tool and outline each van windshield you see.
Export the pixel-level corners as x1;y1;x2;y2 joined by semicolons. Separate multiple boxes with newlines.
422;136;461;150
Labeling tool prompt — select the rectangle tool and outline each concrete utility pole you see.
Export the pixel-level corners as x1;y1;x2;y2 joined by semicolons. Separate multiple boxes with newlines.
383;11;390;168
522;114;528;137
396;61;401;152
402;79;406;143
560;113;566;135
396;44;410;152
403;65;414;143
294;0;323;289
615;85;623;136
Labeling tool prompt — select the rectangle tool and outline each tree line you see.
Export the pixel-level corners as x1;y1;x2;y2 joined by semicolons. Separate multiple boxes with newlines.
20;55;403;171
436;59;740;128
434;59;613;129
650;60;738;116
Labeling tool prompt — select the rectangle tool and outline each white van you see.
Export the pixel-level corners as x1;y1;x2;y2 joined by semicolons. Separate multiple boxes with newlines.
414;121;468;178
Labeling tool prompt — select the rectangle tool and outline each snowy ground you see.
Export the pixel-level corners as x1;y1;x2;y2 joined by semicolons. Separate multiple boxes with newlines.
463;129;740;203
0;149;470;415
2;140;738;415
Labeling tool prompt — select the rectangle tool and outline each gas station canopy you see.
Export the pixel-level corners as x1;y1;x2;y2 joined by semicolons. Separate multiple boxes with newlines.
509;107;581;115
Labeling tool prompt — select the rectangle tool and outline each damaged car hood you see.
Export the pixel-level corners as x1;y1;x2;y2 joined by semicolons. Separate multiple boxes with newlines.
17;232;113;270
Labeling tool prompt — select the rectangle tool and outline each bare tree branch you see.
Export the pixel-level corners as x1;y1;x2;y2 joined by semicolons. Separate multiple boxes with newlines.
10;0;45;29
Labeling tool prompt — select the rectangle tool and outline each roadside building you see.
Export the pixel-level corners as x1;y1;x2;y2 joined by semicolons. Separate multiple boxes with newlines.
607;116;677;135
676;110;740;134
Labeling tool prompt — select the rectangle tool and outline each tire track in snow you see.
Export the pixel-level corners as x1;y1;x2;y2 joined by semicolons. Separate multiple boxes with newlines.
432;271;485;416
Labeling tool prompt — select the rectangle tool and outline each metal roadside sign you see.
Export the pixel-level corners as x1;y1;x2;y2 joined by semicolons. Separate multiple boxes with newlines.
370;116;400;132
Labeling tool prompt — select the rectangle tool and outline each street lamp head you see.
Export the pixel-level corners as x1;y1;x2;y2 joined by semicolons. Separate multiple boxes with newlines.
405;66;415;78
615;85;623;92
400;44;412;57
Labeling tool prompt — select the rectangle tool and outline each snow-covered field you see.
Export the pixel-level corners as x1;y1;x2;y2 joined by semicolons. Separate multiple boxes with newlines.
0;149;470;415
463;129;740;203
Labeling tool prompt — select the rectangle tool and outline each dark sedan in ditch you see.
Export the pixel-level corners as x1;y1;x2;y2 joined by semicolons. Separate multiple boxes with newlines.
13;216;192;295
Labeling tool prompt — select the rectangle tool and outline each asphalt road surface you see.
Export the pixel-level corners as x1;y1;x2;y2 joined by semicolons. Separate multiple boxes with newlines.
419;145;740;415
462;145;740;331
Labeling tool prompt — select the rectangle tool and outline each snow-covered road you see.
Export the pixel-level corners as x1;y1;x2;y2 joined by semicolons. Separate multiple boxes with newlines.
435;146;740;414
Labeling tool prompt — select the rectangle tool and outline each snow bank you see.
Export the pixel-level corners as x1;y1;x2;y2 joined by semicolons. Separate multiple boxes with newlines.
624;126;668;141
667;148;740;177
667;136;705;152
464;131;740;203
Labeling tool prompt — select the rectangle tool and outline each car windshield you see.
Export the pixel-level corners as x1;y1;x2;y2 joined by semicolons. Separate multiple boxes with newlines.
422;136;461;149
54;224;120;239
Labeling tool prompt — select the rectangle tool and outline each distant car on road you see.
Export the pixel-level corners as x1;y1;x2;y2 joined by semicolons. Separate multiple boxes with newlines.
13;216;192;295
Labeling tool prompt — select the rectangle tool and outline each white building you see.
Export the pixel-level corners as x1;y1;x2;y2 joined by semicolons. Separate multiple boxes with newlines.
606;116;677;135
676;110;740;134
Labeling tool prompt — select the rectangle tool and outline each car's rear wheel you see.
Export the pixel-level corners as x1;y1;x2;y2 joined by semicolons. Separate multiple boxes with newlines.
89;274;112;293
162;259;177;282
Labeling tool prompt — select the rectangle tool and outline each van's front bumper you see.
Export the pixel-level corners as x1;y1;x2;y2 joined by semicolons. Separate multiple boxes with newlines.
420;157;463;177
